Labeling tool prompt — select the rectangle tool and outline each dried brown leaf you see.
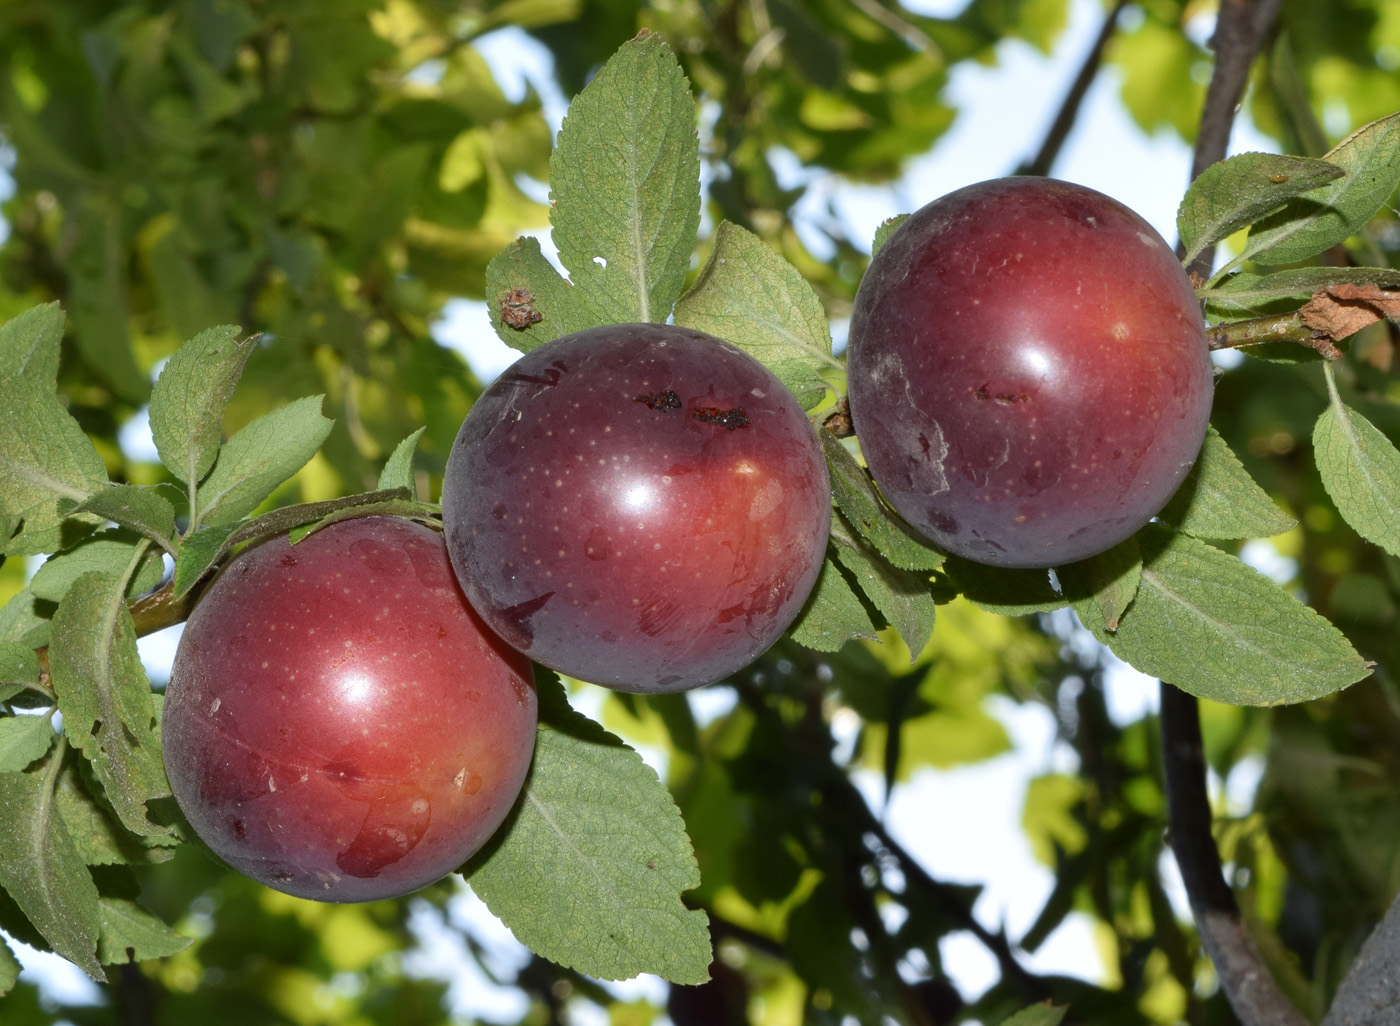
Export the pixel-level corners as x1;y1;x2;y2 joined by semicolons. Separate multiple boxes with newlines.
1301;283;1400;340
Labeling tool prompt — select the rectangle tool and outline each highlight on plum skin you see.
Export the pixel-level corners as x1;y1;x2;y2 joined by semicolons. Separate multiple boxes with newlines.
441;322;832;694
161;516;538;903
846;176;1214;569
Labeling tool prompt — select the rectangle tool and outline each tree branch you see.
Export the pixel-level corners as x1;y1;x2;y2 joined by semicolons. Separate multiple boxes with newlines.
1181;0;1287;281
1018;0;1131;178
1160;683;1309;1026
1205;309;1342;358
1320;890;1400;1026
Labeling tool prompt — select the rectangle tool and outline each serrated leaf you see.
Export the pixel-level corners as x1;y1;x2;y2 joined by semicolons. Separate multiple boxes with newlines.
1059;537;1142;633
1203;266;1400;308
48;572;170;837
1177;152;1346;267
0;375;108;555
0;302;65;391
1244;112;1400;267
820;431;944;572
550;30;700;324
171;524;235;599
56;762;177;867
0;589;49;649
0;714;56;773
1092;528;1371;705
943;557;1066;616
148;325;250;487
0;643;40;688
468;676;710;984
485;237;601;351
1314;383;1400;558
30;531;166;604
195;395;333;528
997;1004;1068;1026
0;751;104;980
674;220;833;409
1157;426;1296;539
0;934;18;997
828;516;935;660
789;553;880;652
872;215;908;255
97;897;189;964
70;485;178;552
376;427;426;493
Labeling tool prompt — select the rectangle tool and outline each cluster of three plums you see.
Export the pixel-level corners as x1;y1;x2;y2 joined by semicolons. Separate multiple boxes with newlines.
162;178;1213;901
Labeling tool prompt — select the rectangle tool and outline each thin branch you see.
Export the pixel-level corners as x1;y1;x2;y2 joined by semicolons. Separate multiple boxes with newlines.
1018;0;1131;178
1161;683;1309;1026
1166;7;1315;1019
1205;309;1342;358
1181;0;1287;281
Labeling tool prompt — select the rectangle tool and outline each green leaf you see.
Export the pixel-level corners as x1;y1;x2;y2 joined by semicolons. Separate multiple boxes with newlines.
820;431;944;572
1092;528;1371;705
997;1003;1068;1026
30;531;166;604
55;764;177;868
0;302;65;391
1203;266;1400;309
195;395;333;528
48;572;170;837
0;375;109;555
943;558;1066;616
0;713;56;773
1157;426;1296;539
0;643;40;689
468;676;711;984
1059;537;1142;633
1177;152;1346;267
0;589;50;649
828;516;936;660
171;525;235;599
549;30;701;324
674;220;834;409
148;324;250;487
789;554;880;652
484;237;601;352
1314;375;1400;558
70;485;178;552
0;751;104;980
376;427;426;493
0;935;18;997
1243;112;1400;267
871;214;908;256
97;897;190;964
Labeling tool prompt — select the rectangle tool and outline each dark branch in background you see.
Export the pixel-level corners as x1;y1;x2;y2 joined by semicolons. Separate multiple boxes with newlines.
1164;6;1311;1025
1180;0;1286;281
1160;685;1309;1026
1017;0;1131;178
1320;890;1400;1026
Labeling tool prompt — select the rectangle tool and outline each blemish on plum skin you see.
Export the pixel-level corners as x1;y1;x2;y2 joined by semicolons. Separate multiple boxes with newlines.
692;405;750;429
633;389;682;411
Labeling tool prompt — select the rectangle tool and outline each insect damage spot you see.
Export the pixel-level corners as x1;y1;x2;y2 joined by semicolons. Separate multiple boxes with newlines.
693;405;749;429
969;384;1030;405
634;389;682;411
499;287;542;330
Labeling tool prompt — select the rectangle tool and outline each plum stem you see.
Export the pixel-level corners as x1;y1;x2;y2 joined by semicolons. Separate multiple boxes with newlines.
1205;309;1342;359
